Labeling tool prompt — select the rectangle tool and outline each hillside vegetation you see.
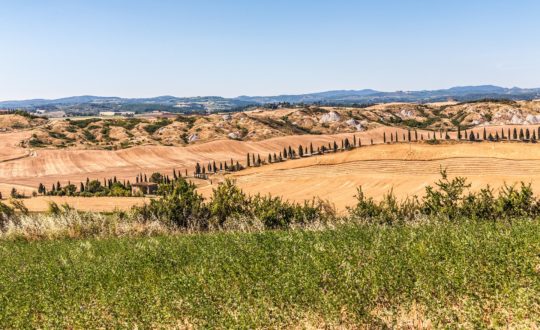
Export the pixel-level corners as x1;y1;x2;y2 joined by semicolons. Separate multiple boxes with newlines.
8;99;540;149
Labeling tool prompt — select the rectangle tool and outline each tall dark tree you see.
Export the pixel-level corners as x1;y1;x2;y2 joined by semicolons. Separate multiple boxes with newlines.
519;128;524;140
383;132;387;143
298;145;304;157
415;129;418;141
469;131;476;141
483;127;487;140
344;138;351;150
526;128;530;140
408;129;412;142
310;142;314;154
247;153;251;167
333;141;338;152
457;126;462;140
513;128;518;140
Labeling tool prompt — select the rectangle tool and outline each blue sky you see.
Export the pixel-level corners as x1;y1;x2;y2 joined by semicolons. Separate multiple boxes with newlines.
1;0;539;100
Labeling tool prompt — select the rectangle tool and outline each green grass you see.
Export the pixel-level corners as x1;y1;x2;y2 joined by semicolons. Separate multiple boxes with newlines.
1;221;540;328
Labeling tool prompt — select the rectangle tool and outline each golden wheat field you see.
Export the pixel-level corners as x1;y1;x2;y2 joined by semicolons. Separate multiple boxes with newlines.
2;125;540;212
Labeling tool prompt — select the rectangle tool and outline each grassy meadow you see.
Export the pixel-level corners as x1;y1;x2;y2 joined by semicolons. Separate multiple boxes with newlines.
1;220;540;328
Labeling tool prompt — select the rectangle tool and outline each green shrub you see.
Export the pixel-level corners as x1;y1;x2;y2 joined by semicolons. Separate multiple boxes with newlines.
134;178;209;230
208;179;249;227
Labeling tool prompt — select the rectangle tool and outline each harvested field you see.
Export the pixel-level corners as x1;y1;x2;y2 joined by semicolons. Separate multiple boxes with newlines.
2;125;540;212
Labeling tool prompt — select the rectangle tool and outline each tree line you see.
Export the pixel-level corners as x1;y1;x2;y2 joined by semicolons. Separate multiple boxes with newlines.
17;125;540;199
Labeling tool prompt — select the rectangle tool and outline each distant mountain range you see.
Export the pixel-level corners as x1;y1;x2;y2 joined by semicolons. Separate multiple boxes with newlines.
1;86;540;114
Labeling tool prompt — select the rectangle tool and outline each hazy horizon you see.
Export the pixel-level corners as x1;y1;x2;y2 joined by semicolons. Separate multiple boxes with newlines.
2;0;539;101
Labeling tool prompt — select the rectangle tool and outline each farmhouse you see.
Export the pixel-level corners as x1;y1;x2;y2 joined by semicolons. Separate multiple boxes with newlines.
99;111;135;117
131;182;158;195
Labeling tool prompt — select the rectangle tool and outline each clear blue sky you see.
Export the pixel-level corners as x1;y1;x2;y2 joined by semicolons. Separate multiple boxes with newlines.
1;0;539;100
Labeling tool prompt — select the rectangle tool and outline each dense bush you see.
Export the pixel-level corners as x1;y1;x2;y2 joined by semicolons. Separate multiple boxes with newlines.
134;178;209;230
349;169;540;223
133;178;336;231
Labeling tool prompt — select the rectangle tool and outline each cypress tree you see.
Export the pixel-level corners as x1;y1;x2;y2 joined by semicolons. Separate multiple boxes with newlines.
310;142;314;154
252;153;256;164
353;135;357;147
268;153;272;163
508;128;511;140
415;129;418;141
513;128;518;140
495;132;500;141
390;133;393;143
408;129;411;142
283;147;287;159
333;141;338;152
457;126;461;140
298;145;304;157
483;127;487;140
476;132;480;140
257;154;261;166
469;131;475;141
526;128;530;140
519;128;524;140
383;132;387;143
